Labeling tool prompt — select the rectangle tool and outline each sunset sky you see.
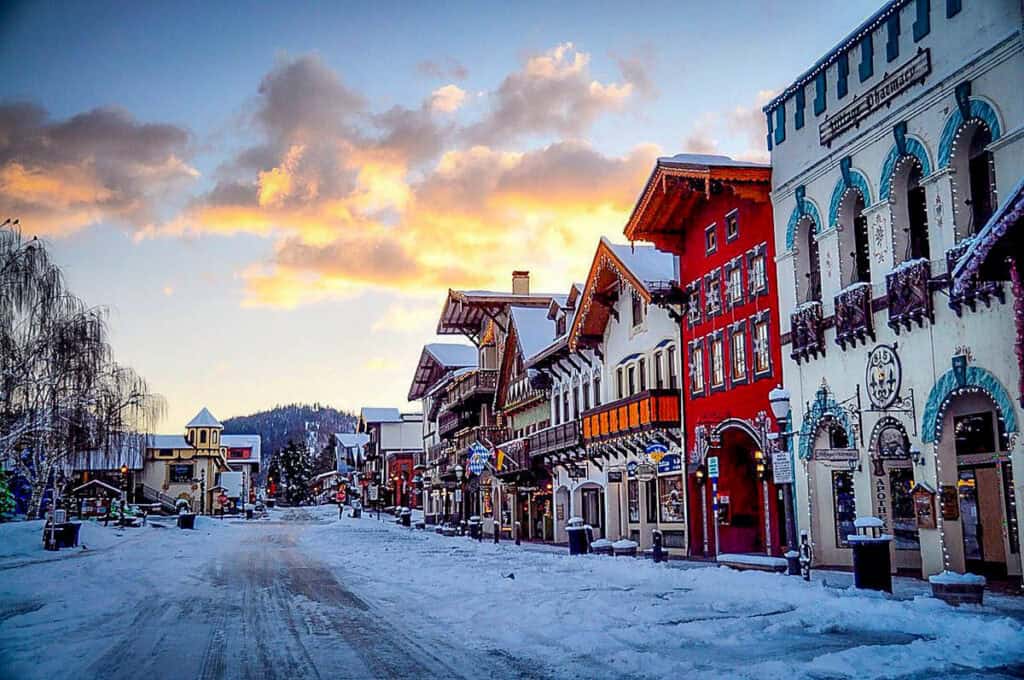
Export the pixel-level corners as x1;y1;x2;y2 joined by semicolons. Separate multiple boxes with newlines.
0;1;879;429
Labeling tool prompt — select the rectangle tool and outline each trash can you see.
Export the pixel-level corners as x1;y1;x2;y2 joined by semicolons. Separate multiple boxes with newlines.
467;515;481;539
849;517;892;592
401;507;412;527
244;504;254;520
785;550;801;576
612;539;638;557
177;513;196;530
266;498;276;508
57;522;81;548
591;538;613;555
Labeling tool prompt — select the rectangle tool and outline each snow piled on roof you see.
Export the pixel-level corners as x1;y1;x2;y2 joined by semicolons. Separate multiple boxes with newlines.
511;306;557;359
335;432;370;449
222;434;261;462
147;434;190;449
603;238;675;287
658;153;768;169
425;343;477;368
186;407;222;428
359;407;402;423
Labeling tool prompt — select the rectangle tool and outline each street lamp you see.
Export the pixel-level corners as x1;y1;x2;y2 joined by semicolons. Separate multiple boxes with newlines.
753;450;767;480
767;385;798;560
694;464;706;486
454;464;464;526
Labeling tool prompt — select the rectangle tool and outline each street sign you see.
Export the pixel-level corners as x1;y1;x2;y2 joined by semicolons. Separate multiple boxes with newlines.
772;450;793;484
636;463;656;482
707;456;719;479
368;485;379;501
607;470;623;483
568;464;587;480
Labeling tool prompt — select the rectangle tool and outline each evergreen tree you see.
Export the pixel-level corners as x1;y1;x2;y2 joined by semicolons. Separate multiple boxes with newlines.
278;440;313;506
0;471;15;519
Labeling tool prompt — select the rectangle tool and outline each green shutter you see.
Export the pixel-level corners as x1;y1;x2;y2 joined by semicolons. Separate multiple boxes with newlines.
837;53;849;99
913;0;930;41
774;104;786;145
859;33;873;82
814;72;827;115
795;87;805;130
886;13;900;62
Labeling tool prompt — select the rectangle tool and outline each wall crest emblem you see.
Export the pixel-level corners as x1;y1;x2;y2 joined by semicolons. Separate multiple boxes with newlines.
866;344;902;409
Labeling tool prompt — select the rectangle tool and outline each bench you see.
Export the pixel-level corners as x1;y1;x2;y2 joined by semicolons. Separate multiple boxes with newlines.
717;553;788;573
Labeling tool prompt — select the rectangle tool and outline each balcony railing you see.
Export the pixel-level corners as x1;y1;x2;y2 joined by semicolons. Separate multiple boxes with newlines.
946;240;1004;316
437;410;464;438
454;425;509;454
528;420;581;458
494;436;531;472
886;258;933;333
790;301;825;364
444;369;498;411
834;282;874;350
581;389;680;444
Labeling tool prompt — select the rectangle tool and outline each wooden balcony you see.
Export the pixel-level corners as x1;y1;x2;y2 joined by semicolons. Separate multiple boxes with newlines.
581;390;680;444
528;420;581;458
834;282;874;350
437;410;465;438
946;240;1004;316
494;436;530;472
454;425;508;453
887;259;933;333
790;301;825;364
444;369;498;411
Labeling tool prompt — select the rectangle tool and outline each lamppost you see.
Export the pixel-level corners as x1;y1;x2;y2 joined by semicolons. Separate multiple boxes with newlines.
454;464;464;527
768;386;798;555
119;463;129;503
694;463;709;556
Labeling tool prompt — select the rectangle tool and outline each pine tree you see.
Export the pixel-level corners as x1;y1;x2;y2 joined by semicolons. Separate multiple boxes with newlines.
0;471;15;519
278;440;313;506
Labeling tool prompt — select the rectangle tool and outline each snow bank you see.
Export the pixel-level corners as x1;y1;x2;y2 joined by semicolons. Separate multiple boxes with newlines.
717;553;788;568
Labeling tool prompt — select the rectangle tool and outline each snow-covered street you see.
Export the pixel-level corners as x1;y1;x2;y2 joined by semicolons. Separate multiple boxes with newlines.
2;507;1023;680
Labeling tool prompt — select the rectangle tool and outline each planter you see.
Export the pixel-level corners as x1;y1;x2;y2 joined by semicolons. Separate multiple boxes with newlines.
929;571;986;606
612;539;638;557
591;538;613;556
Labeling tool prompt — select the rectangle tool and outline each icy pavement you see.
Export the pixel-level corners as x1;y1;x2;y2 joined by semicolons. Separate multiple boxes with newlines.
1;507;1022;680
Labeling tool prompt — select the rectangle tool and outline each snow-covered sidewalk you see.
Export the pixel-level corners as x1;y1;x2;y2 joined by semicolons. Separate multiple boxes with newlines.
307;506;1024;679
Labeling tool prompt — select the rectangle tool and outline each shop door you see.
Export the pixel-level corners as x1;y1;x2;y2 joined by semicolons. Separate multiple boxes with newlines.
582;488;604;539
958;467;1007;576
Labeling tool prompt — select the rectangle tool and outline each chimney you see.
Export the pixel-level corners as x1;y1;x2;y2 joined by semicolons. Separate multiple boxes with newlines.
512;270;530;295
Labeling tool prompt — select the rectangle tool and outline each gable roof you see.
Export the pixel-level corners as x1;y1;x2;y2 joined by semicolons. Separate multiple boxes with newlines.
187;407;222;429
510;306;558;360
408;343;478;401
436;288;559;337
335;432;370;449
359;407;402;423
147;434;191;449
221;434;261;462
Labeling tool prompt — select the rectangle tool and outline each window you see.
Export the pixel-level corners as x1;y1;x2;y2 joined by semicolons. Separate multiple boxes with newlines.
907;163;930;261
638;358;647;392
913;0;930;41
572;385;580;419
199;429;207;445
553;393;560;425
832;470;857;548
705;223;717;254
687;281;702;326
659;476;685;523
749;250;767;295
886;13;900;62
689;341;705;395
563;391;571;421
727;263;743;307
753;317;771;377
731;325;747;383
837;52;849;99
654;351;664;389
725;209;739;241
814;71;827;116
627;364;637;396
582;379;591;411
213;430;218;444
628;479;640;523
169;464;194;484
802;218;822;302
667;345;679;390
556;315;566;336
954;412;997;455
646;479;658;523
593;375;602;406
967;126;996;234
859;33;874;82
889;468;920;550
838;187;871;285
616;367;624;400
157;448;173;458
774;103;785;145
704;270;722;317
710;334;725;389
631;290;646;328
795;87;805;130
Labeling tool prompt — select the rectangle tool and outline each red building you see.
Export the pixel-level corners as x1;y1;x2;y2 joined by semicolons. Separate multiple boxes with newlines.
625;154;790;558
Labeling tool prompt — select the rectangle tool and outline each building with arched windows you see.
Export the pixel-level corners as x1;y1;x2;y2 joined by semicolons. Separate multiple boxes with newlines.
764;0;1023;582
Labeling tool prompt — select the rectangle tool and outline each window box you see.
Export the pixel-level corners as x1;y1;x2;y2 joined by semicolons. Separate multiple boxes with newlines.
945;240;1004;316
886;258;933;333
790;301;825;364
834;282;875;349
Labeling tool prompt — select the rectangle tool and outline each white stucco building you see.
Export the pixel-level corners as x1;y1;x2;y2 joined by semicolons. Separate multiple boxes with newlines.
764;0;1023;580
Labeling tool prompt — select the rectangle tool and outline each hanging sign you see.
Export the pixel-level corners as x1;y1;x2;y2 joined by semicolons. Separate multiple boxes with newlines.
657;454;682;474
912;484;937;530
940;485;959;520
568;464;587;480
819;49;931;145
814;448;860;462
707;456;719;479
645;442;669;464
368;485;379;501
636;463;657;482
771;450;793;484
626;461;639;478
866;345;903;409
607;470;624;483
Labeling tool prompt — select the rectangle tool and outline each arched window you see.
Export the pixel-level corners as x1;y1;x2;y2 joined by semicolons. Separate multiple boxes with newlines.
837;189;871;285
890;157;930;263
950;120;996;239
795;216;822;303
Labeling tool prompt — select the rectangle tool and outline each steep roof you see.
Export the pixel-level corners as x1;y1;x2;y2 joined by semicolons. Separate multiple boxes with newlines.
436;288;560;336
408;343;478;401
359;407;402;423
335;432;370;448
186;407;222;429
510;306;558;360
603;238;675;288
147;434;191;449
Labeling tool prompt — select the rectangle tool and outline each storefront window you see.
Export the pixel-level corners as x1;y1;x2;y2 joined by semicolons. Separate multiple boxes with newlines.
832;470;857;548
659;476;685;523
888;468;920;550
954;412;996;455
646;479;658;523
170;464;194;483
627;479;639;523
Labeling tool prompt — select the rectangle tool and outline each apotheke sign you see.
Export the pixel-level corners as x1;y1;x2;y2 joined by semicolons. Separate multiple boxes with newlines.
819;49;930;145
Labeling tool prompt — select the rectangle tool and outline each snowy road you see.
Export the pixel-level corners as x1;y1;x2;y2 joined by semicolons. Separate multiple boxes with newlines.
2;507;1024;679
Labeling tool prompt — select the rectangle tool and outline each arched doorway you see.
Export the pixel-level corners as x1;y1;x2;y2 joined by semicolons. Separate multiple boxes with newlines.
807;416;861;568
867;417;922;574
794;215;822;304
554;485;570;543
836;187;872;286
573;481;605;539
890;155;931;263
949;119;997;239
707;425;780;555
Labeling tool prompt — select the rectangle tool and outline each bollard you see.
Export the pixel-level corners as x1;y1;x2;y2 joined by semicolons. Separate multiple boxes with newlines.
799;530;812;582
652;529;664;563
493;524;500;544
515;521;521;546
